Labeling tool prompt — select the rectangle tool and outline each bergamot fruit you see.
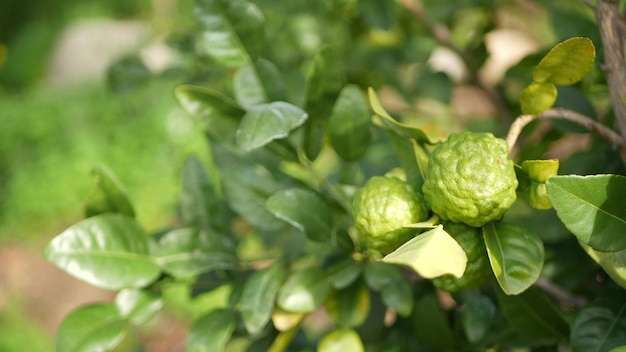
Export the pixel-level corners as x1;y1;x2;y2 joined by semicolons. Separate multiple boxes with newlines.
431;222;492;292
352;176;429;254
422;132;518;227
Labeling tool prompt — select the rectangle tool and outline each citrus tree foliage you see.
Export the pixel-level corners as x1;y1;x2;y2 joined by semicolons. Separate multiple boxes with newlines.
44;0;626;351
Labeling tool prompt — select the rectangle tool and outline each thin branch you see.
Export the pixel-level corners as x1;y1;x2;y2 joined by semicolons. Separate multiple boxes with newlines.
535;277;588;309
506;108;624;160
582;0;597;10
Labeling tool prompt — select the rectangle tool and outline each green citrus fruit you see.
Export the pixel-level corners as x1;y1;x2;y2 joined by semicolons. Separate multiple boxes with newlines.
352;176;429;254
422;132;518;227
431;222;492;292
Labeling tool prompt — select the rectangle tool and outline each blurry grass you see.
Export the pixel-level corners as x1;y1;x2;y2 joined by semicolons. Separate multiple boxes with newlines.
0;77;210;242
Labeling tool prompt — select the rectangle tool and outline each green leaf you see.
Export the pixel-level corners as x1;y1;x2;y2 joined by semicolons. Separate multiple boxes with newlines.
363;261;405;291
302;46;344;160
318;328;364;352
84;164;135;218
520;81;557;114
610;347;626;352
277;267;331;313
547;175;626;252
266;188;333;242
187;309;237;352
194;0;264;67
368;87;440;144
534;37;595;86
326;281;371;327
327;84;372;161
240;263;287;334
580;242;626;290
180;156;230;248
483;223;544;295
115;289;163;325
56;304;126;352
382;225;467;279
175;84;245;143
233;59;285;108
43;214;161;290
461;294;496;343
154;228;238;278
412;285;457;350
236;101;308;151
571;291;626;351
496;287;570;344
327;258;362;289
381;279;413;317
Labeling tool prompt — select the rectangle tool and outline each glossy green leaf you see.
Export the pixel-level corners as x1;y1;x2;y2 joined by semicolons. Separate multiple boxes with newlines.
302;46;344;160
175;84;245;143
154;228;238;278
266;188;333;242
233;59;285;108
534;37;595;85
327;84;372;161
115;289;163;325
194;0;264;67
327;258;362;289
483;223;544;295
412;285;457;350
240;263;287;334
363;261;405;291
496;287;570;344
381;279;413;317
187;309;237;352
180;156;229;247
43;214;161;290
520;81;557;114
277;267;331;313
236;101;308;151
368;87;439;144
318;328;364;352
580;242;626;289
461;294;496;343
571;291;626;351
56;304;126;352
84;164;135;218
547;175;626;252
326;281;371;327
382;225;467;279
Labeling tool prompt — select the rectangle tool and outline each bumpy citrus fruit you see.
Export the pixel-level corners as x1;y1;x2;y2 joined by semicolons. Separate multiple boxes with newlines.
431;222;492;292
352;176;429;254
422;132;518;227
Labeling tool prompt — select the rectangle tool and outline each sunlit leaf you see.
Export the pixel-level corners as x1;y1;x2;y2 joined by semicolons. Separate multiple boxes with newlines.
233;59;285;108
382;225;467;279
483;223;544;295
277;267;331;313
547;175;626;252
187;309;237;352
318;328;364;352
56;304;126;352
236;101;307;151
266;188;333;242
496;287;570;344
240;263;287;334
194;0;264;67
115;289;163;325
43;214;161;290
328;84;372;161
534;37;595;86
520;81;557;114
571;290;626;351
84;164;135;218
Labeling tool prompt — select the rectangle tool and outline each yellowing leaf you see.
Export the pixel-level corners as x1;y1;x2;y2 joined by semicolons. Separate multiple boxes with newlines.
520;82;557;114
382;225;467;278
534;37;595;86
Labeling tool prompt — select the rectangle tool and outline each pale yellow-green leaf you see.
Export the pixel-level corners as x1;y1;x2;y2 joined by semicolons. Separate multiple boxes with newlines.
580;242;626;290
534;37;595;86
382;225;467;278
520;82;557;114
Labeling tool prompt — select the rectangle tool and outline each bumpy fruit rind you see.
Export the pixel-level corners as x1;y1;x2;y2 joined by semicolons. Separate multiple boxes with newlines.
422;132;518;227
431;222;492;292
352;176;429;254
